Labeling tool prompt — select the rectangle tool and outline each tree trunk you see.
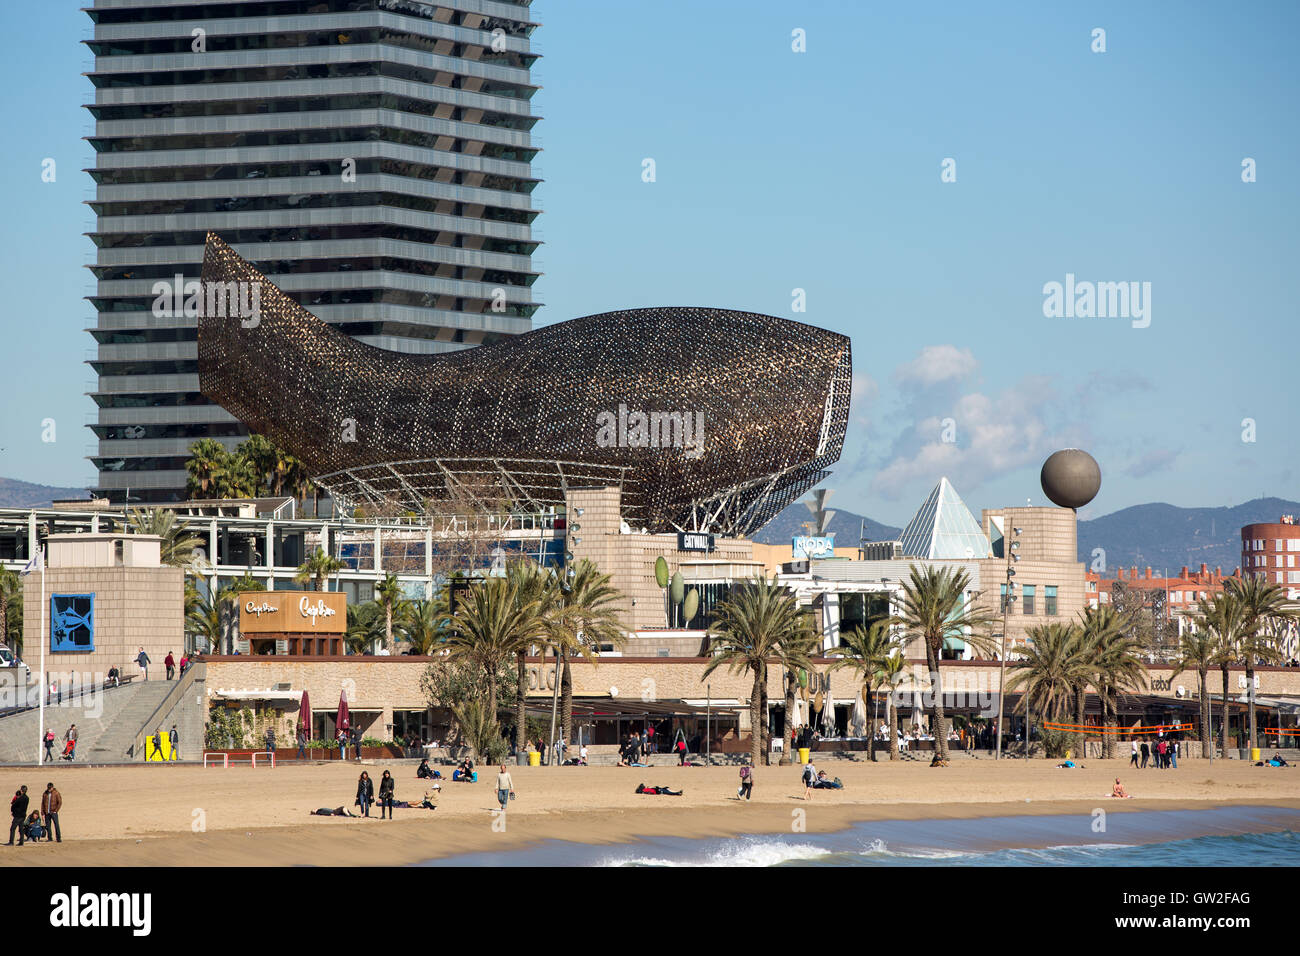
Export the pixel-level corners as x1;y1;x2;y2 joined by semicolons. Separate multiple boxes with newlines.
1246;664;1257;750
927;640;948;761
561;649;573;745
759;662;770;766
1075;685;1087;760
868;686;878;762
515;649;528;755
784;671;797;758
1219;665;1230;756
1198;667;1210;757
888;698;898;761
384;603;392;653
1104;689;1118;759
750;667;763;767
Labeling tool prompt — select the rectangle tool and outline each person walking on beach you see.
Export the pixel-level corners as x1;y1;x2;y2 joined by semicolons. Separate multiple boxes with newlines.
1129;740;1139;768
43;730;55;764
737;761;754;801
377;770;396;819
495;764;515;813
355;771;374;817
802;761;817;801
40;783;61;843
136;646;151;681
1139;740;1149;768
7;786;29;846
296;726;307;760
164;651;175;680
169;724;180;761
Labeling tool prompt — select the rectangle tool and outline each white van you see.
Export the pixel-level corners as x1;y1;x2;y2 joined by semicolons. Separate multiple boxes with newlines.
0;644;30;679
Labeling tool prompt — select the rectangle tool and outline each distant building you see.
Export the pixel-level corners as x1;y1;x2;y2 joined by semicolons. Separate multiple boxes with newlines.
1241;516;1300;598
1086;564;1240;615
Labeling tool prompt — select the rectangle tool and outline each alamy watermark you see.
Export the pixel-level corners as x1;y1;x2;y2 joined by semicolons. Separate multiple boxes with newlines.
1042;273;1150;328
151;275;262;328
595;404;705;460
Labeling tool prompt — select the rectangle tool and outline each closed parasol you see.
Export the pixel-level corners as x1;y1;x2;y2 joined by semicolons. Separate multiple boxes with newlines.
849;689;868;737
337;689;350;733
298;689;311;737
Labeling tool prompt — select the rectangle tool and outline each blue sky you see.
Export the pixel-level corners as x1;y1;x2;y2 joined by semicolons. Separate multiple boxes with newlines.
1;1;1296;525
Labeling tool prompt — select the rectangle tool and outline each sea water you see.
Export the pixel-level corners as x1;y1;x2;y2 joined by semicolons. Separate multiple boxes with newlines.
419;806;1300;867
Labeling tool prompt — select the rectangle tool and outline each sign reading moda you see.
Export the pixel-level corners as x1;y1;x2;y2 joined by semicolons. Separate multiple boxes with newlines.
792;535;835;560
238;591;346;634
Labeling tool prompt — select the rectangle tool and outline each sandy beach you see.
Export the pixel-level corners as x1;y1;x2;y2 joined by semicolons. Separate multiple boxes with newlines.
3;758;1298;867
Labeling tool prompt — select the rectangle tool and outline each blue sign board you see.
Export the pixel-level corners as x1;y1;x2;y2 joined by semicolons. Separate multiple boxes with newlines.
50;594;95;653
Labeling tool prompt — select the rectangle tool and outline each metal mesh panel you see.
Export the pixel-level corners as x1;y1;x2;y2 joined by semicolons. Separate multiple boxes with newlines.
197;232;850;535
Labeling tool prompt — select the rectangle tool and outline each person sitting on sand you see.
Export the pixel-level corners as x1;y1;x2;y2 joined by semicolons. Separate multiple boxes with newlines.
1272;753;1289;767
1110;778;1130;798
420;788;439;810
417;758;441;779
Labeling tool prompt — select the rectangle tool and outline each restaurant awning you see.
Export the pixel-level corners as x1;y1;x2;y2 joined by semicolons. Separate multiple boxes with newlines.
212;688;302;702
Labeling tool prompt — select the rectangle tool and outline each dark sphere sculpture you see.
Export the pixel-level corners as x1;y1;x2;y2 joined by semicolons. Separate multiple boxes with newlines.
1040;449;1101;509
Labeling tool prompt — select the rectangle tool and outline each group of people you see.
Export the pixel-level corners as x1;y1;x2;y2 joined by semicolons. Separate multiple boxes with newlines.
347;765;516;817
129;646;189;682
41;725;78;762
354;770;399;818
7;783;62;846
1129;737;1180;769
335;725;364;761
616;730;689;766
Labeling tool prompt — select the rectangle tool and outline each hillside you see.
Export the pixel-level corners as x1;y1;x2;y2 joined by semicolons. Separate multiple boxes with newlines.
0;476;91;508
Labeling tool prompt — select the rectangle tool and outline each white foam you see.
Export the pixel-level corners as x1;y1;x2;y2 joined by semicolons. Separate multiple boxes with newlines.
603;838;832;868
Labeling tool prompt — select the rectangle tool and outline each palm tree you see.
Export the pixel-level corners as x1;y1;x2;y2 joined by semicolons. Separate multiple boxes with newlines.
1224;576;1296;748
345;601;385;655
186;593;221;653
876;650;909;760
402;598;447;655
554;560;627;746
1172;607;1222;757
778;617;820;760
1195;592;1248;756
0;567;19;655
185;438;229;499
896;563;993;761
1007;622;1091;757
374;573;409;652
446;573;543;721
505;561;559;754
4;590;22;657
829;618;900;762
295;549;345;592
1079;605;1146;758
215;574;266;654
123;508;201;568
704;575;814;767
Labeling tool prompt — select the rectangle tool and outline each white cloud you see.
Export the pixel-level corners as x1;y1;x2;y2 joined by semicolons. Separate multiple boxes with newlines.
893;345;978;389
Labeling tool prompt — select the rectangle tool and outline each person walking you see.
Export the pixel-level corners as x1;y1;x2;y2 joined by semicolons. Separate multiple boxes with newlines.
296;726;307;760
802;760;817;801
264;726;276;763
355;771;374;817
135;646;151;681
169;724;180;761
337;727;348;761
7;786;29;846
1139;740;1149;769
377;770;396;819
351;725;362;761
737;761;754;801
495;764;515;813
676;736;687;766
1129;740;1139;768
164;651;176;680
43;730;55;764
64;724;78;762
40;783;61;843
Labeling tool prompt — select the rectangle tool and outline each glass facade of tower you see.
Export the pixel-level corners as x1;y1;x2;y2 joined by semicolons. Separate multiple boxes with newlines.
83;0;541;503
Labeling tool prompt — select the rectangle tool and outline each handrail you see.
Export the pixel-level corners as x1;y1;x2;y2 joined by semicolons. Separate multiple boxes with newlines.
129;663;205;760
0;675;135;721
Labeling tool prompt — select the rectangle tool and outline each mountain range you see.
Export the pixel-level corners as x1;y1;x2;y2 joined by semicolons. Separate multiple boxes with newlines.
752;496;1300;574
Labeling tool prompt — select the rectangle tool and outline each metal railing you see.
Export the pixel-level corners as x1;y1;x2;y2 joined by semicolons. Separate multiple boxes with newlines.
128;662;204;760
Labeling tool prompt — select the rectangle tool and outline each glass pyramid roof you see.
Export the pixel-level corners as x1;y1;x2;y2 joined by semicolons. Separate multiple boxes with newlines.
897;477;991;560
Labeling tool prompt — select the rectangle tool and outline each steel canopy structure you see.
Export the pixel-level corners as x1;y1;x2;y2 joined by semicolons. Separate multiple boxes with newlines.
197;233;851;536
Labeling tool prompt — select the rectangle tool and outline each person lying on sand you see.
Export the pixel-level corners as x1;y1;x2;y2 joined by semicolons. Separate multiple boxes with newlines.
812;771;844;789
311;807;359;817
1055;760;1084;769
1110;778;1130;798
635;783;683;796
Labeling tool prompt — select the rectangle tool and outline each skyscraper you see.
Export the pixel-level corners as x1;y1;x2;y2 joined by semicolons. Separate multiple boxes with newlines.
84;0;542;504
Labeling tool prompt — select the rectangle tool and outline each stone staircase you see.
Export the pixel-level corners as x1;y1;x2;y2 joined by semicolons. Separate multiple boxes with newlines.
0;681;169;764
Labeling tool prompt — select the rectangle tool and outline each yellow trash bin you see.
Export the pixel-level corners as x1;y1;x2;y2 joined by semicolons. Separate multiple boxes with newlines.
798;747;810;764
528;750;541;767
1251;747;1261;762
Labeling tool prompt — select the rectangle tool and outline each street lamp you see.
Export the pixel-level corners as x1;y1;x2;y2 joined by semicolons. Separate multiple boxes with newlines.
995;525;1023;760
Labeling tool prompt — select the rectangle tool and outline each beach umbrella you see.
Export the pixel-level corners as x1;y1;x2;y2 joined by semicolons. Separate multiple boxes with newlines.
791;696;805;729
850;691;868;737
297;689;311;736
337;689;350;732
821;694;836;736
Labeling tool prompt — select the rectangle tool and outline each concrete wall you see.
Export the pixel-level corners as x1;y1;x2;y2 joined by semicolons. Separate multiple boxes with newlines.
22;566;184;682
